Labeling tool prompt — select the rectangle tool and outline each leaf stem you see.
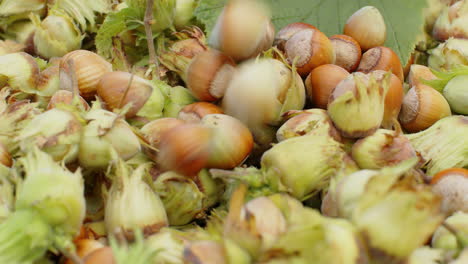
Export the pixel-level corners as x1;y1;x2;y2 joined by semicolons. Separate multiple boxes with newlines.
144;0;160;80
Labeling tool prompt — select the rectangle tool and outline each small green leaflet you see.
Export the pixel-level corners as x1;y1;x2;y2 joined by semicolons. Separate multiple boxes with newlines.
95;7;144;58
194;0;428;66
422;64;468;92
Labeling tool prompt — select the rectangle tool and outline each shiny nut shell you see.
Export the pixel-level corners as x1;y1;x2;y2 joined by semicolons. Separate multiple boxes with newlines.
60;50;112;99
274;22;318;51
399;85;452;133
344;6;386;50
186;49;236;101
178;102;224;122
329;34;362;72
157;123;213;176
97;71;153;118
305;64;350;109
284;28;336;76
357;46;404;82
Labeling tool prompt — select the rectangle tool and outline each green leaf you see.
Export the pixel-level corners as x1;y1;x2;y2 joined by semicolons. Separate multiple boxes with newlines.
194;0;428;65
95;7;143;58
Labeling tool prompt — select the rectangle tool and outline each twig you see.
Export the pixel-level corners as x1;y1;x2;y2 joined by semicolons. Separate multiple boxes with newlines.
144;0;160;79
118;71;135;109
67;59;79;97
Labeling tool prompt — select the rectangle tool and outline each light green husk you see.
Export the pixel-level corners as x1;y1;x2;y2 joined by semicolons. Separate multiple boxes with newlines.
432;212;468;252
0;89;42;154
211;132;357;201
105;160;168;238
162;85;197;118
30;10;83;59
406;115;468;177
146;228;185;264
0;0;45;17
49;0;112;32
0;169;14;223
16;147;85;235
351;159;444;262
78;103;141;169
0;0;45;28
16;108;82;163
110;229;157;264
0;52;40;94
407;247;445;264
351;129;417;169
260;206;362;264
328;71;390;138
174;0;197;29
429;38;468;71
276;109;340;142
443;75;468;114
0;148;85;263
433;1;468;40
135;80;166;121
261;133;358;200
153;171;205;226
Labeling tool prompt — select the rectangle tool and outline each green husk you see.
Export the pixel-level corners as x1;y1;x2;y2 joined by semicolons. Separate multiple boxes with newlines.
0;148;85;263
421;64;468;93
78;103;141;169
0;168;14;223
0;52;40;94
261;133;358;200
2;20;35;45
0;210;51;263
49;0;112;32
432;212;468;253
406;115;468;177
276;109;341;142
328;71;390;138
16;147;85;236
30;10;83;59
351;159;444;262
158;28;208;82
134;80;166;121
432;1;468;40
16;108;82;163
0;89;42;154
146;228;185;264
260;207;362;264
212;133;357;201
428;38;468;71
223;185;285;258
351;129;417;169
162;85;197;118
443;75;468;114
153;171;205;226
110;229;157;264
0;0;45;28
174;0;198;29
0;0;45;17
407;247;445;264
105;160;168;238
